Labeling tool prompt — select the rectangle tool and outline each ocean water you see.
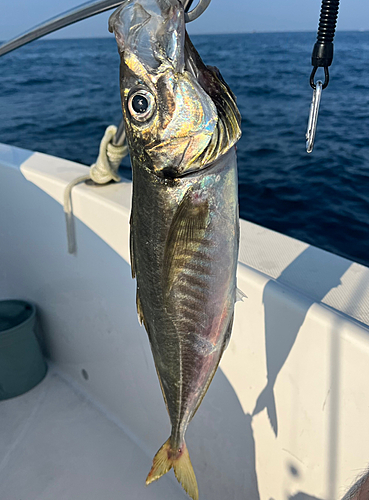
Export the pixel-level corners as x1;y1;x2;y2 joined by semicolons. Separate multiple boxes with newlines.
1;32;369;267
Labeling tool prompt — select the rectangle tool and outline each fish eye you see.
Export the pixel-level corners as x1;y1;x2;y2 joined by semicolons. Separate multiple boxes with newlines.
128;89;155;122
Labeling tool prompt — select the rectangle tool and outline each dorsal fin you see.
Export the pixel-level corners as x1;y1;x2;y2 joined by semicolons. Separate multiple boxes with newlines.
129;213;136;279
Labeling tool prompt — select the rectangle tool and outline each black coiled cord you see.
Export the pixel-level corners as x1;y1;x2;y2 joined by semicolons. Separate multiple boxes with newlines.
310;0;340;89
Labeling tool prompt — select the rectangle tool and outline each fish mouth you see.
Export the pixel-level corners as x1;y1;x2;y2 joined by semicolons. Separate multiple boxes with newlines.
109;0;185;73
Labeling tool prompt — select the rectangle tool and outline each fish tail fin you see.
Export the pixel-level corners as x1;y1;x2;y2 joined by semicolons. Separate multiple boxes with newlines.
146;439;198;500
146;438;173;484
173;441;198;500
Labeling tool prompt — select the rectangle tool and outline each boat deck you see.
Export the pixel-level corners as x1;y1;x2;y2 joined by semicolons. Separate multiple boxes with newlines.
1;365;187;500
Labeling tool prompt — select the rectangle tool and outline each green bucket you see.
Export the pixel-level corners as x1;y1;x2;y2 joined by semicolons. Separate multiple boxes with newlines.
0;300;47;400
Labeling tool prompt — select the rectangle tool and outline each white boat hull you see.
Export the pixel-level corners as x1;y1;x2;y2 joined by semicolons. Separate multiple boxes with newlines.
1;143;369;500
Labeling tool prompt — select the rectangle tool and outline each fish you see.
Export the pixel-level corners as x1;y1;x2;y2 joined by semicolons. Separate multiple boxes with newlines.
109;1;241;498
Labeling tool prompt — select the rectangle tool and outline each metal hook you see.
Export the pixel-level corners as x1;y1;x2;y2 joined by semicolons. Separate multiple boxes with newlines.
306;80;323;153
184;0;211;23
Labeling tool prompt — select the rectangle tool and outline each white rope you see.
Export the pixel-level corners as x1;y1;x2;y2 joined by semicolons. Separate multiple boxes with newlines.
63;125;129;254
90;125;128;184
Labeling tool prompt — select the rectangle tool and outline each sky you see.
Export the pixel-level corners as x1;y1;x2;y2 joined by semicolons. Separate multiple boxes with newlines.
0;0;368;41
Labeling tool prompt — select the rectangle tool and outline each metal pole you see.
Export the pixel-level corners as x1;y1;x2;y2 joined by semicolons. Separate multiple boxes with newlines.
0;0;124;57
113;118;126;147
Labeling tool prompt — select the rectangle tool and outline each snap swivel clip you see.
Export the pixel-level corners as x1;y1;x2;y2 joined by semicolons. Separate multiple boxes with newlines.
306;80;323;154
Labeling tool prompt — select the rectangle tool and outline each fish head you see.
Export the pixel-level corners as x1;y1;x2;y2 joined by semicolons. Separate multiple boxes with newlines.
109;0;241;177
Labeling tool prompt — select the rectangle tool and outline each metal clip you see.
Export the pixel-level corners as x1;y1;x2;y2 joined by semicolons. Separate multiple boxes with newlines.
306;80;323;153
183;0;211;23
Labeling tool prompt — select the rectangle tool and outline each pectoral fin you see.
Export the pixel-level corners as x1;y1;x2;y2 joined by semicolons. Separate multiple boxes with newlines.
163;189;209;294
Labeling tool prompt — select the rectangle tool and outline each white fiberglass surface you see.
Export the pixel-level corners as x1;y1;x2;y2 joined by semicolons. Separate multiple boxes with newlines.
1;144;369;499
7;142;369;328
0;366;188;500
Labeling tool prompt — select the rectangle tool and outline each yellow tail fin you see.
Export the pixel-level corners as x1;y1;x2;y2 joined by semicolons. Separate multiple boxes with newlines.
146;438;198;500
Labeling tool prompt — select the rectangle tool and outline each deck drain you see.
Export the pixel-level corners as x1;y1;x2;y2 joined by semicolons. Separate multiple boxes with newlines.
81;369;89;381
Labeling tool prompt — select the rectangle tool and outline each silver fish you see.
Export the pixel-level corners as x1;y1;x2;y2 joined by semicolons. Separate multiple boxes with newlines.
109;1;241;498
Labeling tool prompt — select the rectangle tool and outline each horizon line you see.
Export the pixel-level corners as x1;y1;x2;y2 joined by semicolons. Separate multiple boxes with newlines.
1;29;367;46
5;28;368;41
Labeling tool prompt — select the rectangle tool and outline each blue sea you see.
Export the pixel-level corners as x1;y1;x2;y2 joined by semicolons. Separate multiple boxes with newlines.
1;32;369;267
